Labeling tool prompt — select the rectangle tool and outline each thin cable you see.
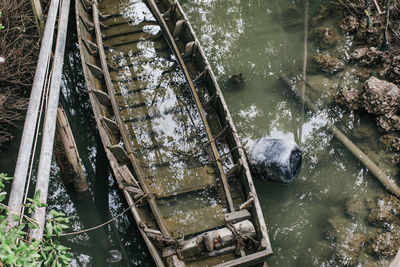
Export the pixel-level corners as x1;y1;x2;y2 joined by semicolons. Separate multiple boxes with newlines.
58;204;134;237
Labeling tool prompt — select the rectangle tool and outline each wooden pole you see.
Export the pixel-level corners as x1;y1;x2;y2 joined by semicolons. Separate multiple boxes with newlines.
299;0;309;144
54;107;89;193
280;74;400;198
8;0;60;227
30;0;45;38
30;0;71;241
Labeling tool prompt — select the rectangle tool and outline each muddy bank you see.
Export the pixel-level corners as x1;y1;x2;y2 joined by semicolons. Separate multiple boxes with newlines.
0;0;45;146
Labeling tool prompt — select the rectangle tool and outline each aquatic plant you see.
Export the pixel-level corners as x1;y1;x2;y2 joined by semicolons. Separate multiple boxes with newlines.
0;173;71;266
0;11;4;30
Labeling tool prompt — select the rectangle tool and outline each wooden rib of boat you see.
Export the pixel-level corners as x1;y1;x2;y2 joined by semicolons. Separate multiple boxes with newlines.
75;0;272;265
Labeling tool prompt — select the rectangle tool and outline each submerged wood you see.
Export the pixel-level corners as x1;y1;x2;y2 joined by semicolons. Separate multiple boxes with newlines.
280;74;400;198
54;107;89;193
76;0;272;265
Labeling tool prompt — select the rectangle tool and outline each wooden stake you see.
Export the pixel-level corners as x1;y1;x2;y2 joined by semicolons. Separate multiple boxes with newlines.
30;0;45;38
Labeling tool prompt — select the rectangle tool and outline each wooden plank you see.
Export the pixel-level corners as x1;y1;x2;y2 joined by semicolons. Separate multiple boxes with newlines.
109;145;129;163
117;165;140;188
224;209;251;224
214;249;273;267
164;205;225;236
146;165;216;198
104;32;163;47
102;21;158;38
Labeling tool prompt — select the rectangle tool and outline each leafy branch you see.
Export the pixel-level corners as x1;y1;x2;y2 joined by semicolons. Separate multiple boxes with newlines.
0;173;71;266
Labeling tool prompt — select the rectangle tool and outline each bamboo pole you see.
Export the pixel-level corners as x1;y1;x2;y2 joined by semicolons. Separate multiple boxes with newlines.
8;0;60;228
30;0;71;241
280;74;400;198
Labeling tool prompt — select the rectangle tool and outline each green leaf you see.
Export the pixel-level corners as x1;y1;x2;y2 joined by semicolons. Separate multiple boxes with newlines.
0;192;7;202
45;223;53;239
11;214;20;222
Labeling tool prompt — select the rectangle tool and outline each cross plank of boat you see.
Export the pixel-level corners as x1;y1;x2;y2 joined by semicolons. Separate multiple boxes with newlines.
75;0;272;265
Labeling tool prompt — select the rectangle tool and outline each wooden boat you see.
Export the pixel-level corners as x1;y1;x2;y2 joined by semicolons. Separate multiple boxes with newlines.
75;0;272;265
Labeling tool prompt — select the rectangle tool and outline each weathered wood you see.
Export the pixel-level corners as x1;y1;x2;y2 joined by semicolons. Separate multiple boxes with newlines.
86;62;104;78
164;205;225;236
109;145;129;163
91;0;171;237
281;74;400;198
214;249;272;267
7;0;60;229
164;0;272;251
239;197;254;211
146;0;235;213
75;0;166;265
30;0;71;241
225;209;251;224
30;0;45;37
117;165;140;187
163;220;256;260
54;107;89;193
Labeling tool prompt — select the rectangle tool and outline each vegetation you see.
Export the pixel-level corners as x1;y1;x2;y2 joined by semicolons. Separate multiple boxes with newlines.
0;173;71;266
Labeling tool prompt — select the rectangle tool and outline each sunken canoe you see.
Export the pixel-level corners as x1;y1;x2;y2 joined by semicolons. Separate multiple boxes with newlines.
75;0;272;265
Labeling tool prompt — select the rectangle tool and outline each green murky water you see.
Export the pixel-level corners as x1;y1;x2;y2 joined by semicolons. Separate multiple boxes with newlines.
1;0;398;266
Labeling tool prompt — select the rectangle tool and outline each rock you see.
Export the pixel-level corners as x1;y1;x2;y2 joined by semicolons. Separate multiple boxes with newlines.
368;230;400;257
326;216;365;266
335;85;362;110
368;194;400;228
313;54;345;74
352;119;379;140
230;72;244;84
355;68;371;82
376;113;400;132
0;57;4;64
345;198;368;220
362;77;400;116
350;47;382;66
379;55;400;85
350;47;369;60
311;5;331;26
341;15;359;33
248;138;302;184
311;27;338;49
378;133;400;152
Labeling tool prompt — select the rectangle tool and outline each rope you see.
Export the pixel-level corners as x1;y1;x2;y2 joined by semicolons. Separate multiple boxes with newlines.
58;203;135;237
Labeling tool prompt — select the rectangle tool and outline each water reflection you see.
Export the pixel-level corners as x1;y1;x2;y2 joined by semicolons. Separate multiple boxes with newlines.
182;0;395;266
